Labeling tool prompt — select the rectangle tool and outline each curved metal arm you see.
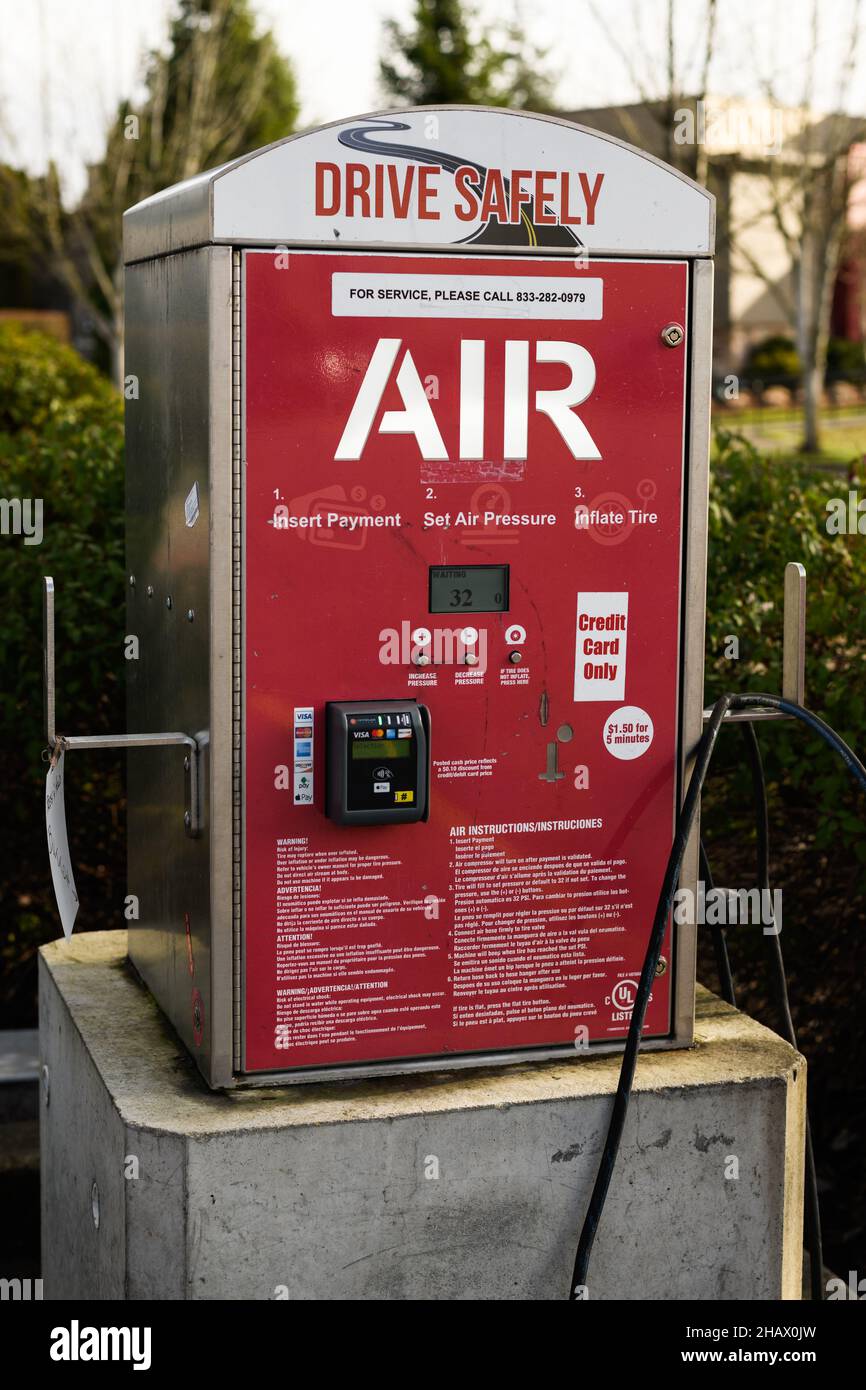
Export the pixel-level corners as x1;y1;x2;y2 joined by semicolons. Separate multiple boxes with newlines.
42;576;202;836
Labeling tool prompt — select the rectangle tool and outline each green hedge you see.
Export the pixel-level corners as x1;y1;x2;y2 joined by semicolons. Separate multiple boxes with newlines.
706;430;866;860
743;334;866;386
0;325;125;1018
743;334;801;386
0;323;124;741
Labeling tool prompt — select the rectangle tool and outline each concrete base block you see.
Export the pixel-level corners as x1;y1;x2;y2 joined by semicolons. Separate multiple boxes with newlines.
39;932;805;1301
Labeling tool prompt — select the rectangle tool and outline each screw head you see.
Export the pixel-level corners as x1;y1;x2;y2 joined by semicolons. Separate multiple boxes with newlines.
184;811;192;829
165;596;173;610
146;585;154;598
41;1064;50;1104
661;323;685;348
128;575;135;587
186;609;195;622
655;955;668;977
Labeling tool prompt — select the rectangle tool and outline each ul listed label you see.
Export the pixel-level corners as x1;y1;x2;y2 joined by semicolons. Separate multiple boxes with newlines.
607;977;653;1024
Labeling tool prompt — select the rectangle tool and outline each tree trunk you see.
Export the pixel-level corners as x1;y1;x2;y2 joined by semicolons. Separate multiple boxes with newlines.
797;158;849;455
110;332;124;393
796;242;820;453
110;264;125;391
802;362;822;453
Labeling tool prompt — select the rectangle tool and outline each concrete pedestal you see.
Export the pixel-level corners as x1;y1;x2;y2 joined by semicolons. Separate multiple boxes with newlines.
39;932;805;1301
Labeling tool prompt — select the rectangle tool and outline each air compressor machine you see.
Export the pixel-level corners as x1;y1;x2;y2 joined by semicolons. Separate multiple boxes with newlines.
122;106;714;1087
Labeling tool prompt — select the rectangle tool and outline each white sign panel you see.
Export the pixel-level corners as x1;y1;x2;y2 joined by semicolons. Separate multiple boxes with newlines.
184;480;200;528
574;592;629;702
603;705;654;760
45;751;80;939
210;110;713;255
332;272;603;319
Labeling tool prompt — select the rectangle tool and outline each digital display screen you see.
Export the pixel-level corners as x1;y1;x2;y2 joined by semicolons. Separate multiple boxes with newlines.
351;739;411;759
429;565;509;613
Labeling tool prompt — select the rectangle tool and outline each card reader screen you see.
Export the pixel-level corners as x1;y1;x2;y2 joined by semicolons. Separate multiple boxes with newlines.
351;739;411;759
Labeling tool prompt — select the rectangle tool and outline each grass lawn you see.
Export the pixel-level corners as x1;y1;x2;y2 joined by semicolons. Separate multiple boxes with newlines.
714;404;866;472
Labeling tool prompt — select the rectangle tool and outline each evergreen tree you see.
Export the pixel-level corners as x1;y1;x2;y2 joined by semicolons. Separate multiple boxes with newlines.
380;0;554;111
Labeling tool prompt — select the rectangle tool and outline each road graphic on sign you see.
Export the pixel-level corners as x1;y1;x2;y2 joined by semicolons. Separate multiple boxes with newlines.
338;118;585;249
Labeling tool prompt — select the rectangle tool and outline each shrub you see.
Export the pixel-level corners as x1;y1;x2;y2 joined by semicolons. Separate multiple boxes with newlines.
0;325;125;1020
0;324;124;738
706;429;866;861
743;335;801;387
826;336;866;384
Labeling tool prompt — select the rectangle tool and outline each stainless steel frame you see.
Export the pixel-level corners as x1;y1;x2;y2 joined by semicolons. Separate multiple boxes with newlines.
673;256;714;1048
125;246;234;1086
120;111;716;1088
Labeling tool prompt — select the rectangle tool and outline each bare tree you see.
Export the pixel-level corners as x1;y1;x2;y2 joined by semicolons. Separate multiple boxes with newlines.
583;0;718;182
792;3;863;450
585;0;865;451
724;0;865;449
0;0;298;385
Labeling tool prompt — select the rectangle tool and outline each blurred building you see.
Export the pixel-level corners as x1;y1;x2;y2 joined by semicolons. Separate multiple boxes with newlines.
562;97;866;381
0;165;99;362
